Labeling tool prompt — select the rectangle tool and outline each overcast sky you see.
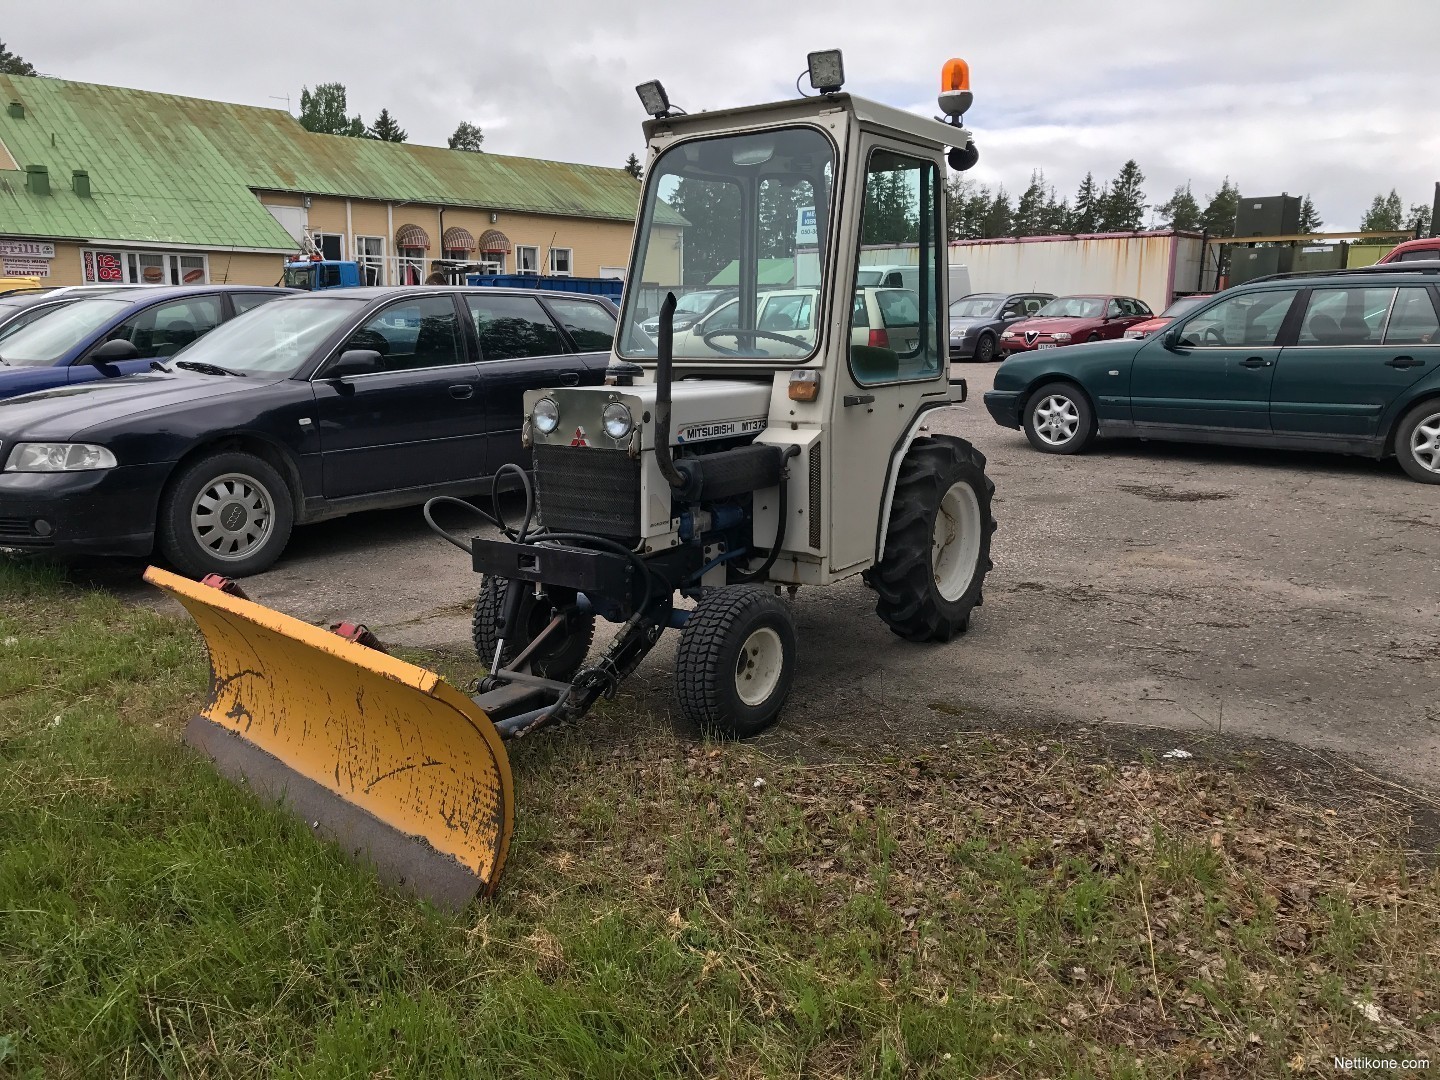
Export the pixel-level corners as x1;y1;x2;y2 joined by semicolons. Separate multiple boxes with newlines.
9;1;1438;230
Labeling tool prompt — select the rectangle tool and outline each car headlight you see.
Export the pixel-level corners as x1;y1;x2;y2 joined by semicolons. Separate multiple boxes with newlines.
4;442;118;472
1052;333;1072;343
1123;329;1146;339
1001;330;1016;339
602;401;634;440
532;397;560;435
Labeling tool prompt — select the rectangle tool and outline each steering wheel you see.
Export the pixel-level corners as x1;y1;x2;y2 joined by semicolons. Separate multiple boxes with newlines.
1202;326;1225;346
700;328;812;356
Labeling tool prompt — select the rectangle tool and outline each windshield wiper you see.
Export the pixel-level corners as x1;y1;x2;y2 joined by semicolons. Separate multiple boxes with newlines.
174;360;246;377
0;355;8;366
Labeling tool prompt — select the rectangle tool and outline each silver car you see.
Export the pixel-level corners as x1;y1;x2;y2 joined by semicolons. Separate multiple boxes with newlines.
949;291;1054;363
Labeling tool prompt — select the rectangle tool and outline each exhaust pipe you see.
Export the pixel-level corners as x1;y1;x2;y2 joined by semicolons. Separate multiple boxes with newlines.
652;292;686;490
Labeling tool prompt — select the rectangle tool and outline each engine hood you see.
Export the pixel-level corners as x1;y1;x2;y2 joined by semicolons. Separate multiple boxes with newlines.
0;370;277;441
1007;317;1104;336
525;379;773;452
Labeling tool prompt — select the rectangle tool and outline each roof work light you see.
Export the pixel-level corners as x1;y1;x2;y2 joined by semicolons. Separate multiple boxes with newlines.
807;50;845;94
635;80;672;118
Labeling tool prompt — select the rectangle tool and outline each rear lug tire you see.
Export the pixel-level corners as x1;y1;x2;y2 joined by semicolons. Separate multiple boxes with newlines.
865;435;996;643
674;584;797;739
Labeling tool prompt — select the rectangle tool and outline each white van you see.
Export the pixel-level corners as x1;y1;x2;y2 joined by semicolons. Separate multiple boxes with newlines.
855;263;972;300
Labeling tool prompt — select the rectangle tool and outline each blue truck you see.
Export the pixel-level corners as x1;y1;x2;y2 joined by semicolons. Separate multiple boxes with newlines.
283;259;625;302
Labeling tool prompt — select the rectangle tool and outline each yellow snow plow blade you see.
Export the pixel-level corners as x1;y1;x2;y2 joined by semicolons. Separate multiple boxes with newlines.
145;566;513;908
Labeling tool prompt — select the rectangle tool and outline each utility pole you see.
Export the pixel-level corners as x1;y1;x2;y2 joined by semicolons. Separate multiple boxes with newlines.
1431;182;1439;239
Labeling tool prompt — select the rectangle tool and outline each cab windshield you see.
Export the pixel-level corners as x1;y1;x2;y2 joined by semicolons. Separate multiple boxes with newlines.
0;297;129;367
283;265;316;290
619;126;835;361
169;295;365;376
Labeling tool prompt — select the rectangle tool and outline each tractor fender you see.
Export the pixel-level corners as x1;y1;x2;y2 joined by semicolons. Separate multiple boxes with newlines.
874;402;969;561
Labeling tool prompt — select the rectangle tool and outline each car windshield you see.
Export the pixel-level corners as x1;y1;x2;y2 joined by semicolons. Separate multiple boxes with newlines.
950;295;1003;318
1035;297;1104;319
169;296;365;376
1160;295;1207;319
619;125;836;361
0;297;130;367
675;291;722;315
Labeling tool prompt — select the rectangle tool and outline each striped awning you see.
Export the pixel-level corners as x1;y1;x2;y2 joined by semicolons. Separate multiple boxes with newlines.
478;228;512;254
442;226;477;252
395;223;430;250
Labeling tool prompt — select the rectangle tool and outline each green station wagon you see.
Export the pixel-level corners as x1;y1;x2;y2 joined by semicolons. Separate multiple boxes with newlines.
983;264;1440;483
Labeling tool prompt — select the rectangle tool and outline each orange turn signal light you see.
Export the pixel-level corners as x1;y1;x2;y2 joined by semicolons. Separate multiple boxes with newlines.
788;370;820;402
941;58;970;93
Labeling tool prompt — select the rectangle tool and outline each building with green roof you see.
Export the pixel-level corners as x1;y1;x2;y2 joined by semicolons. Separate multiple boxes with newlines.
0;74;676;287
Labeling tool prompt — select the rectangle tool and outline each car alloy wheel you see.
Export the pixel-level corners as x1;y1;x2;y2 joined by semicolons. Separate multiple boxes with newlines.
191;472;274;561
975;334;995;363
1409;409;1440;475
1032;394;1080;447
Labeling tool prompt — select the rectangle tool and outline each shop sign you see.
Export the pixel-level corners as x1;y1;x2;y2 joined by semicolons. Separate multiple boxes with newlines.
0;239;55;258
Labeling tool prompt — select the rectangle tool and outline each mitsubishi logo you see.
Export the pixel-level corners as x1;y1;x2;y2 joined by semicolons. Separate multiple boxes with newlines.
1024;331;1039;346
569;426;588;447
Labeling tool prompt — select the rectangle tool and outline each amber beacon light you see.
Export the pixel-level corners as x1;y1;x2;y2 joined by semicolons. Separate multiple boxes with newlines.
938;58;972;118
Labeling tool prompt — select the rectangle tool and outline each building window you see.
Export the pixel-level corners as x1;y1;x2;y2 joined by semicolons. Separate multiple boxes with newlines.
355;236;385;285
598;266;627;280
312;232;344;261
549;248;572;276
516;245;539;274
83;249;209;286
398;246;425;285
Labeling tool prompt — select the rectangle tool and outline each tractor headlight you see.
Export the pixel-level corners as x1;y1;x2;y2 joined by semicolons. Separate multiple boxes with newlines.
532;397;560;435
4;442;118;472
602;401;634;440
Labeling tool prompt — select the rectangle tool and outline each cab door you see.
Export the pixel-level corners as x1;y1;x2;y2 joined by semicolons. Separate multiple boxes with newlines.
1130;288;1300;431
828;144;948;574
1271;286;1437;438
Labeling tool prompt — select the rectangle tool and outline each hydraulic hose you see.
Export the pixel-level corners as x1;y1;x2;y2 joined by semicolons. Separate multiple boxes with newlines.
652;292;686;490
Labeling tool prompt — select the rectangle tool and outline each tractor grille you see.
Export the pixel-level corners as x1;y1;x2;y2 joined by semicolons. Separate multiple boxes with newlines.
532;444;643;543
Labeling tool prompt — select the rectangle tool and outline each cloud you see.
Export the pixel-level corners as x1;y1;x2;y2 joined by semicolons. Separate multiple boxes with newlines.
9;0;1437;228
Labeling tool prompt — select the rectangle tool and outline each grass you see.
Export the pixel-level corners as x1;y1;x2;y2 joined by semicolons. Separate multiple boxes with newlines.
1;556;1438;1078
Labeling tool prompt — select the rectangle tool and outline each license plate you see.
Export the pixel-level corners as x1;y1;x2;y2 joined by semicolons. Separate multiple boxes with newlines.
1036;342;1056;349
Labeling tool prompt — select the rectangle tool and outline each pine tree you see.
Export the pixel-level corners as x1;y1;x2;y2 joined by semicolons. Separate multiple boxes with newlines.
1297;194;1323;233
367;108;407;143
1043;189;1071;235
1360;190;1406;232
0;39;38;76
1011;171;1049;237
1200;177;1240;235
1407;203;1432;237
979;189;1012;238
1071;173;1101;233
1157;183;1202;231
298;84;365;137
1099;160;1147;232
623;153;643;180
668;178;742;286
448;121;485;152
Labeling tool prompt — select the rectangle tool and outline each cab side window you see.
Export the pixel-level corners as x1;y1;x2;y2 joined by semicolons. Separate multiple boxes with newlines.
1176;290;1299;348
1384;287;1439;345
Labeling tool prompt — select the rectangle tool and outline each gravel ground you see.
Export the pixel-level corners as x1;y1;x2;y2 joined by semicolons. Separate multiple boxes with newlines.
78;361;1440;787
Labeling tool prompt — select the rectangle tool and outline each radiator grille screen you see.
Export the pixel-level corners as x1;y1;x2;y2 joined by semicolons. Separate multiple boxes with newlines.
533;444;643;543
807;441;822;550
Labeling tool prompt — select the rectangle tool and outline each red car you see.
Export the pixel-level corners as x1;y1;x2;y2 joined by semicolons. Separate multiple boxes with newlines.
998;294;1152;355
1377;237;1440;264
1122;293;1213;340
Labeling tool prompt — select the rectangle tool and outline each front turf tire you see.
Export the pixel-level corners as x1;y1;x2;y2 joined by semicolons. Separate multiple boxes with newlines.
472;577;596;680
674;585;797;739
865;435;995;643
156;451;293;578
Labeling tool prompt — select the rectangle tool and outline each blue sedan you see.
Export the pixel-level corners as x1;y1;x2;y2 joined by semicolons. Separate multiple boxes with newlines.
0;285;292;401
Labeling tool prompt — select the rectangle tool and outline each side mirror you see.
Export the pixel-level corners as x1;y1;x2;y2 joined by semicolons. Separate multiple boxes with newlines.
1162;328;1181;350
326;348;383;378
87;338;141;365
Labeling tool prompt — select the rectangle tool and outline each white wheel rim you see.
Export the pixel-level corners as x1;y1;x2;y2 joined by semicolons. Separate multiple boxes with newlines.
1033;394;1080;446
735;626;784;707
1410;411;1440;475
932;480;983;602
191;472;274;561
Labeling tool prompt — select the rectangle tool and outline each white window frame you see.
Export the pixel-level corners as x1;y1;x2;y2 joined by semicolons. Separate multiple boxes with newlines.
598;266;627;280
516;245;539;275
549;248;572;276
312;232;345;261
355;235;386;285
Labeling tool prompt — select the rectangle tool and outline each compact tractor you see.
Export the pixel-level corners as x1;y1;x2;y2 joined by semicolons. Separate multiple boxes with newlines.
147;51;996;907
